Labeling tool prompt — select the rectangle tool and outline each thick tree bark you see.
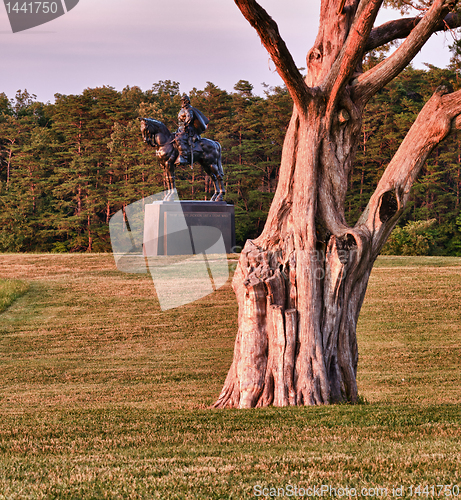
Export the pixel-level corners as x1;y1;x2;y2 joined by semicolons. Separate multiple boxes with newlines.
214;0;461;408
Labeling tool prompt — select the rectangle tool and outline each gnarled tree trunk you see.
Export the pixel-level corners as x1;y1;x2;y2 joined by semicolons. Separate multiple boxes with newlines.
215;0;461;408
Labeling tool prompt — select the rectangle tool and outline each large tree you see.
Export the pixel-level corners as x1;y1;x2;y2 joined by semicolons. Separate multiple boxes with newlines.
214;0;461;408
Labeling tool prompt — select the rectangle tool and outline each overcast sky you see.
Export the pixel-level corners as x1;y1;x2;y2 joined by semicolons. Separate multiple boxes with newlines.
0;0;456;104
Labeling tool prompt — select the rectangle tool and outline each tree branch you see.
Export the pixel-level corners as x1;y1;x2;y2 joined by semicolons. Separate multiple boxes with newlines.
234;0;312;110
357;86;461;255
365;11;461;52
323;0;383;104
354;0;454;105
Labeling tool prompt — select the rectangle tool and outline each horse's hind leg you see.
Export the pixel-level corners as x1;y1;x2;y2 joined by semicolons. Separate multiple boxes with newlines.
209;174;218;201
207;166;220;201
215;148;225;201
209;165;225;202
216;174;225;202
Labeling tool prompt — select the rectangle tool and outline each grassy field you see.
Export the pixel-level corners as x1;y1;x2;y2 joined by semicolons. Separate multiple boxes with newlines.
0;254;460;499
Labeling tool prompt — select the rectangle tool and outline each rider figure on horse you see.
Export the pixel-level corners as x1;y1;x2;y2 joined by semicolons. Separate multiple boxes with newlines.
175;94;210;166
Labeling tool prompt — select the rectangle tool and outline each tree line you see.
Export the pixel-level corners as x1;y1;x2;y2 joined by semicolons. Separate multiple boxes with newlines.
1;69;461;255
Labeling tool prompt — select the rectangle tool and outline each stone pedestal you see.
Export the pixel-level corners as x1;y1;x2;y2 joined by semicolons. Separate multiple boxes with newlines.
143;200;235;256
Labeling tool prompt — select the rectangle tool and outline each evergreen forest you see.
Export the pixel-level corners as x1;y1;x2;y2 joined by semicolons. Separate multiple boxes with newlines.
1;66;461;255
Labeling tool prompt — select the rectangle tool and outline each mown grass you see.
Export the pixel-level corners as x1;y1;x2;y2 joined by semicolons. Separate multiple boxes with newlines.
0;278;29;314
0;254;460;499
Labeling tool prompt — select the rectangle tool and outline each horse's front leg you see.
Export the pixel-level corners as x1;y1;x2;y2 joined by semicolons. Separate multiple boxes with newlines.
165;159;176;201
162;165;169;201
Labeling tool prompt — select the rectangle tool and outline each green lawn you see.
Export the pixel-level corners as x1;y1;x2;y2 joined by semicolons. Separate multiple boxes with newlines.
0;254;460;499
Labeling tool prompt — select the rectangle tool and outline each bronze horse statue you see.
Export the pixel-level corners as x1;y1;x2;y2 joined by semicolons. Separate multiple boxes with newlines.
139;118;225;202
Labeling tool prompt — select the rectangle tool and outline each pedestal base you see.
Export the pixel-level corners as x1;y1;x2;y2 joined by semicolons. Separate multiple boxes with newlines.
143;201;236;256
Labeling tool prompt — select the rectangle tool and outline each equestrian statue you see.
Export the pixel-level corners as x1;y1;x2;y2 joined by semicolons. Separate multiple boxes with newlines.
139;95;225;202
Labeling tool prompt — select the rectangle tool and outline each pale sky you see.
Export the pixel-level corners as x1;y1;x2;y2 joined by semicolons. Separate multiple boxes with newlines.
0;0;455;104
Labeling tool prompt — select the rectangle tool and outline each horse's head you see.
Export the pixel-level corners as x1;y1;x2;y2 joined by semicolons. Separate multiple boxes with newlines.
139;117;154;146
139;118;173;149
